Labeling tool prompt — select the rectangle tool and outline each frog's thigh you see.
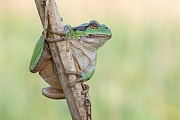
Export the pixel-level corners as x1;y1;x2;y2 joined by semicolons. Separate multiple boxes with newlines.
39;59;62;90
42;86;65;99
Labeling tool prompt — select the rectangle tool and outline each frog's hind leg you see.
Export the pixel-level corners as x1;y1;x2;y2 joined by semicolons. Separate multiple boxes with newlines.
42;86;65;99
39;58;65;99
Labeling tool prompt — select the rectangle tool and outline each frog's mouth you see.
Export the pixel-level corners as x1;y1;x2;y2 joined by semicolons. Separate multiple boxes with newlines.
87;34;112;40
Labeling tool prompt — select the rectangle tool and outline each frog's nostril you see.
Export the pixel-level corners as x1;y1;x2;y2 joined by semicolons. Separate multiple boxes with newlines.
105;27;108;29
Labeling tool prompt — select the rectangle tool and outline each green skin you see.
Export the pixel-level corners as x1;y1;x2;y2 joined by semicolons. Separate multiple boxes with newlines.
29;20;112;99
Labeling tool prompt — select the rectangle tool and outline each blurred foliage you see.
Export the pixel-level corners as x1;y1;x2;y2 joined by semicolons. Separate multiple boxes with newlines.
0;0;180;120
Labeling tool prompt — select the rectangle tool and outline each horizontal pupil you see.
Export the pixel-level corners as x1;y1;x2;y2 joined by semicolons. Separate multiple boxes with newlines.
92;23;98;27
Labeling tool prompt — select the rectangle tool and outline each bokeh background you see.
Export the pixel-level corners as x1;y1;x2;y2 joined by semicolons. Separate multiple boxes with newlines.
1;0;180;120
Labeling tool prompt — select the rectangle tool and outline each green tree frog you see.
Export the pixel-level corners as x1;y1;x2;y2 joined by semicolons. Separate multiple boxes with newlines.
29;20;112;99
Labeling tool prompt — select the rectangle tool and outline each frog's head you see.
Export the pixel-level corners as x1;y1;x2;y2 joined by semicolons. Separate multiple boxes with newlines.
73;20;112;48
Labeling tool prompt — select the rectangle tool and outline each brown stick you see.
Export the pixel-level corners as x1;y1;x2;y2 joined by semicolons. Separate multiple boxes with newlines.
34;0;91;120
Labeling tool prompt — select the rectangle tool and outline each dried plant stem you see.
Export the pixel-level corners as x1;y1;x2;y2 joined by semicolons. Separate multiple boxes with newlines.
34;0;91;120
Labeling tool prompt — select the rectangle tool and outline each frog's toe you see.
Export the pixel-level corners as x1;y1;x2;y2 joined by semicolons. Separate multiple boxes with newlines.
69;78;83;87
81;84;90;95
42;86;65;99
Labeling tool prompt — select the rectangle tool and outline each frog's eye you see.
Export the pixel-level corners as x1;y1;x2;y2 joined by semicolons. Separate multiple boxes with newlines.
89;20;100;29
74;26;87;31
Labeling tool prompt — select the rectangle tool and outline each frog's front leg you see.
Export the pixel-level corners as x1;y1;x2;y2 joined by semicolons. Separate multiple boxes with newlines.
65;71;86;86
65;61;96;87
45;37;64;43
45;25;70;43
45;29;66;42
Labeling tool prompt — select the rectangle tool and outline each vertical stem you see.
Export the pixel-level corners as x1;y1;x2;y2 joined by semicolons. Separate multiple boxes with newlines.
34;0;91;120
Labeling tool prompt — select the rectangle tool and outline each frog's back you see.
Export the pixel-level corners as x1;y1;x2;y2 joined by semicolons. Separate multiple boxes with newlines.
29;35;45;72
29;35;62;91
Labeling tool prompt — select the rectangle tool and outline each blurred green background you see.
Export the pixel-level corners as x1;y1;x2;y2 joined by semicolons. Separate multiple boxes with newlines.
1;0;180;120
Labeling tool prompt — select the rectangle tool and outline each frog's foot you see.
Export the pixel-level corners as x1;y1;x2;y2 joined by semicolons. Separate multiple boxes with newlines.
45;29;66;43
65;71;83;86
69;78;83;87
45;37;64;43
65;71;82;76
65;71;90;94
81;84;90;95
49;29;66;36
42;86;65;99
